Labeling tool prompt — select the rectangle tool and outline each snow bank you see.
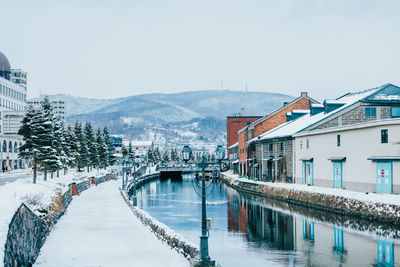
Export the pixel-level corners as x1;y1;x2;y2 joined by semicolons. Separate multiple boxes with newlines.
222;171;400;225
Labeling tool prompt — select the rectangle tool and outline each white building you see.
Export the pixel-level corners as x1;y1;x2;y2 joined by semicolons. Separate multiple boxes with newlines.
11;69;27;90
292;84;400;193
27;94;66;120
294;119;400;193
0;52;27;171
122;140;153;158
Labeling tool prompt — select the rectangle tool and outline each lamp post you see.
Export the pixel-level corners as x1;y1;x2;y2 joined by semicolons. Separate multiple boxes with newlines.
131;157;140;206
182;145;216;267
122;155;129;190
215;145;225;175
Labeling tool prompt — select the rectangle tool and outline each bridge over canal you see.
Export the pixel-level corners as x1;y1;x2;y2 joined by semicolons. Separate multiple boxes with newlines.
156;163;220;179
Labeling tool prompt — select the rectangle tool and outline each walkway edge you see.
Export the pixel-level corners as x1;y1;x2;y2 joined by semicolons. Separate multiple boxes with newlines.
220;173;400;226
120;190;200;262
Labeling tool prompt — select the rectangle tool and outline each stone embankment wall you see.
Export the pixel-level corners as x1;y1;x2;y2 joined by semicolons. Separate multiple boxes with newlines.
220;173;400;226
126;173;159;195
3;173;117;267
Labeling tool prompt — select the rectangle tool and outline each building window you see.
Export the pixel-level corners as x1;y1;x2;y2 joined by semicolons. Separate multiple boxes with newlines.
365;107;376;118
306;139;309;149
8;141;12;152
1;141;4;152
391;107;400;118
268;143;273;152
381;129;388;143
14;142;17;153
337;135;340;147
280;142;284;151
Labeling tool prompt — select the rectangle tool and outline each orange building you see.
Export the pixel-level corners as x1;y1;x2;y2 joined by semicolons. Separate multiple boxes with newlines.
238;92;318;176
226;114;262;158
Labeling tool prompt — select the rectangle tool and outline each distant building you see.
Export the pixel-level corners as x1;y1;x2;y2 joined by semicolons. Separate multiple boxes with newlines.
0;51;28;171
226;108;261;158
27;95;66;120
122;140;153;158
11;69;27;90
111;136;123;148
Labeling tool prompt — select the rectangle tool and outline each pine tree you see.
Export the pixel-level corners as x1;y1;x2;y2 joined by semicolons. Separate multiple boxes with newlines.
64;125;77;171
103;126;115;167
74;121;88;172
96;127;108;169
33;97;60;180
18;105;38;183
162;150;170;162
121;145;128;157
154;146;161;163
84;121;98;170
52;115;66;177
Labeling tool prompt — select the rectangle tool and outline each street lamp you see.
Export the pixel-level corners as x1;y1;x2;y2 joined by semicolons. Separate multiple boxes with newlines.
215;145;225;171
131;156;141;206
122;155;130;190
182;146;216;267
182;145;192;163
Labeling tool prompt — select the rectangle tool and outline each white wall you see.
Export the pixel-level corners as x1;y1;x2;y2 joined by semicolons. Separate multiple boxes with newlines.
294;121;400;192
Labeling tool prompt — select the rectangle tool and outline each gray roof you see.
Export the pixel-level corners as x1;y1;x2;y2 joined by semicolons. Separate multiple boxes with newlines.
0;51;11;72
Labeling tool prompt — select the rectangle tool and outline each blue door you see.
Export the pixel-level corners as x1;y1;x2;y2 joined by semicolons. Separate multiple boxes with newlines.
376;162;392;193
333;162;342;188
302;162;306;184
334;227;344;252
307;162;314;185
377;240;394;266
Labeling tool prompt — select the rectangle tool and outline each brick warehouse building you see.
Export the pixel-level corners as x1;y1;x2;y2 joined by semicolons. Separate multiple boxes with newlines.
226;112;262;158
238;92;318;177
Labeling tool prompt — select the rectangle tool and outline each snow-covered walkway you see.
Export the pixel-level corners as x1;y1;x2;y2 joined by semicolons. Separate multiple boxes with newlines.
34;180;188;267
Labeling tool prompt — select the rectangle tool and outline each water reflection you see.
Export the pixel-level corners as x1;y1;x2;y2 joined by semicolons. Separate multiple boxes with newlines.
136;179;399;267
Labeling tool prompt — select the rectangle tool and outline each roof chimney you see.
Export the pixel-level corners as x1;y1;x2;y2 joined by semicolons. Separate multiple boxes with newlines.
241;108;245;116
301;92;308;97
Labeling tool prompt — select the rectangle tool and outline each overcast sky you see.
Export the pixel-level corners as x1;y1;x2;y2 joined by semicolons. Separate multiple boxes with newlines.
1;0;399;101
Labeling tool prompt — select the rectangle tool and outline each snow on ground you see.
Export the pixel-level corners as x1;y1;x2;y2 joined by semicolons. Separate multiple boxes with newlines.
0;169;31;179
0;169;110;267
223;171;400;206
34;180;188;267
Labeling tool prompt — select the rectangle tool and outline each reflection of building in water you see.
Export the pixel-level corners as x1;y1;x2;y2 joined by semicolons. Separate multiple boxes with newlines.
377;240;394;266
227;193;295;250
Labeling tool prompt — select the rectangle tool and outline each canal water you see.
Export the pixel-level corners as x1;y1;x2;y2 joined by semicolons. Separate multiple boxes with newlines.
135;176;400;266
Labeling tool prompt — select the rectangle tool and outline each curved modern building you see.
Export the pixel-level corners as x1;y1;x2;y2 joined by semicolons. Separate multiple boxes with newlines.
0;51;11;80
0;51;27;171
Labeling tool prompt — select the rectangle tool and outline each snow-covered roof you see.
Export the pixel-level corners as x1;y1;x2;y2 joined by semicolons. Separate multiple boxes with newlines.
310;103;324;108
248;84;388;143
228;142;238;149
291;109;309;114
122;140;153;147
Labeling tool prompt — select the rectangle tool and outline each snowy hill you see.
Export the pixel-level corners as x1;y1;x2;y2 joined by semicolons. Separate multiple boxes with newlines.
56;90;294;144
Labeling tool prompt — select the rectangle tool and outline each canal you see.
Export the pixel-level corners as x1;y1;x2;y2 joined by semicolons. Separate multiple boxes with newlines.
135;176;400;266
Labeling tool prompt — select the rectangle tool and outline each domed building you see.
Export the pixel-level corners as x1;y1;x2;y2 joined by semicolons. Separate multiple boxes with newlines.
0;51;11;80
0;51;28;171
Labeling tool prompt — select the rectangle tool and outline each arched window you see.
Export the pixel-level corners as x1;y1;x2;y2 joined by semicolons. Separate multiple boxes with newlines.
2;141;6;152
8;141;12;153
14;142;17;153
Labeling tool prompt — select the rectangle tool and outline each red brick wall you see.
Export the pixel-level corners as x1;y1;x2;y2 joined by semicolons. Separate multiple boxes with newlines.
226;116;261;157
253;98;312;137
237;97;315;176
